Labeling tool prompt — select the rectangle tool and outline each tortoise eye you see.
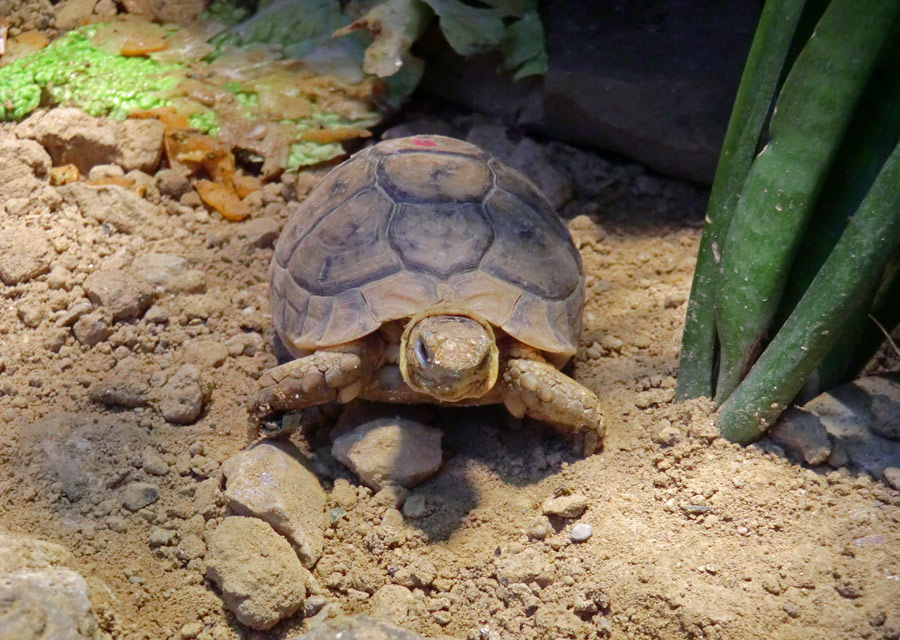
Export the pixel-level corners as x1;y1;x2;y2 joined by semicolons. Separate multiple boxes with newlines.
414;337;432;366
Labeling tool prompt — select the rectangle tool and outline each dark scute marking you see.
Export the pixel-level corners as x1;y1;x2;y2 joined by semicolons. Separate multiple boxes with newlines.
489;158;569;235
389;201;493;277
273;152;373;268
481;188;581;300
289;189;403;296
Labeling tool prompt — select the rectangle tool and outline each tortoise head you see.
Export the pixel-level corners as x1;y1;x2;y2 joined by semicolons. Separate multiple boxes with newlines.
399;308;499;402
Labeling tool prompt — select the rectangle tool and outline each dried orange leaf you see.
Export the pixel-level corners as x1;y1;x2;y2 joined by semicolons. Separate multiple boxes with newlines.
196;180;251;222
299;127;372;144
89;176;147;197
232;173;262;199
120;32;168;56
129;107;191;132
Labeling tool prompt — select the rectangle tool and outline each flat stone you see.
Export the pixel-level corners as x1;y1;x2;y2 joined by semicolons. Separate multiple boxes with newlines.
0;225;53;285
132;253;206;294
541;494;588;519
83;266;155;322
770;407;832;465
59;182;161;236
205;516;310;631
222;440;326;568
331;418;443;490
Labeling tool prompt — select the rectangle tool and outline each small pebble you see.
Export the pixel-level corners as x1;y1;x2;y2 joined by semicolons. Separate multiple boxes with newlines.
570;523;593;542
402;494;428;519
180;621;203;639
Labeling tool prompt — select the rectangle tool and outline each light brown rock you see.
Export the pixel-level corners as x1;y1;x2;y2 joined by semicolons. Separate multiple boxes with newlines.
0;225;53;285
331;418;443;490
222;440;326;567
205;517;310;630
541;493;588;519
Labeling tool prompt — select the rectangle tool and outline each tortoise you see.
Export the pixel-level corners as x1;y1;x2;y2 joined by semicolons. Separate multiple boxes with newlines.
251;135;604;453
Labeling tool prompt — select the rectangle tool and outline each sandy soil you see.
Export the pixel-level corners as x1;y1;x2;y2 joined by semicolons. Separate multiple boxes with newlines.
0;102;899;640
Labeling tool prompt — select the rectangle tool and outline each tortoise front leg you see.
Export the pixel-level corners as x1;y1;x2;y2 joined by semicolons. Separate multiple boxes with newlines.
500;343;605;455
250;334;384;422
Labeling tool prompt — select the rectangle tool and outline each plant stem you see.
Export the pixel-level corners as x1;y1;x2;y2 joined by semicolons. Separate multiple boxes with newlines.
713;0;900;404
718;140;900;443
675;0;807;401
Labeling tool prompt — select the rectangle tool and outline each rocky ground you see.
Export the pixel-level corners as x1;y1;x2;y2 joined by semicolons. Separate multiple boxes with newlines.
1;100;899;640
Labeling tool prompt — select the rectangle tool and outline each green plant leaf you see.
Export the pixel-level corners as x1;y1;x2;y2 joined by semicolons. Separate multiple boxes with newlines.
501;11;548;79
421;0;505;56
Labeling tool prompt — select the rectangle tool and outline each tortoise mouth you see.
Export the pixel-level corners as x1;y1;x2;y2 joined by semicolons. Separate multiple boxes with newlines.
399;308;499;401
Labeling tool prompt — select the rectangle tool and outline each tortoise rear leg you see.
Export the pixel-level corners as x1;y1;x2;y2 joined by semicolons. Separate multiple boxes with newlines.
500;343;604;455
250;334;384;426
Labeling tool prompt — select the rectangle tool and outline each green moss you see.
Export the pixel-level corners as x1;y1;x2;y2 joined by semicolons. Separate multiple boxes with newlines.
0;26;181;121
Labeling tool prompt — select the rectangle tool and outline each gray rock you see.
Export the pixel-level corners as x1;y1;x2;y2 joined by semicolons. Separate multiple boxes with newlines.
884;467;900;491
331;418;443;490
570;523;593;542
222;440;326;568
0;532;98;640
769;407;832;465
141;446;169;476
465;123;516;161
205;517;310;631
83;266;155;322
122;482;160;511
420;0;759;184
0;224;53;285
287;615;442;640
541;494;588;519
238;217;282;249
800;375;900;477
156;364;210;425
507;137;573;210
144;305;170;324
90;357;151;408
73;312;112;347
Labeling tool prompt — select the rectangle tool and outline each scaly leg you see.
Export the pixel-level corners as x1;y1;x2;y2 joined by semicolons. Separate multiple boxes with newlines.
500;343;604;455
250;334;384;425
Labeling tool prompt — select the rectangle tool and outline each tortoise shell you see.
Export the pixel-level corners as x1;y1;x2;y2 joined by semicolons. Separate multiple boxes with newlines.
270;135;585;359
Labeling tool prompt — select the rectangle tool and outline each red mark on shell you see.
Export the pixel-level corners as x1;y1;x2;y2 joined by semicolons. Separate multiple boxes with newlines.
411;138;438;147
